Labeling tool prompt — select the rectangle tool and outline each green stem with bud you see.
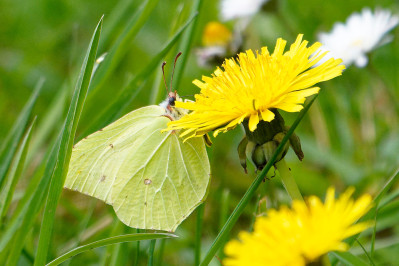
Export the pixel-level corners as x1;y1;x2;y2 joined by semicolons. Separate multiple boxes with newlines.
275;159;303;201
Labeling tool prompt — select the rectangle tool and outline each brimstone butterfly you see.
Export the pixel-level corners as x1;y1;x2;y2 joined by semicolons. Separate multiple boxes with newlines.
64;54;211;232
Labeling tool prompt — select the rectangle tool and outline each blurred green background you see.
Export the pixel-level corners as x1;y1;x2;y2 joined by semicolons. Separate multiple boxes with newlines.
1;0;399;265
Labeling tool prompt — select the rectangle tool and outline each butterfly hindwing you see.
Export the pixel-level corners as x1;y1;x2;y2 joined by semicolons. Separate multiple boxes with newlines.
65;105;210;232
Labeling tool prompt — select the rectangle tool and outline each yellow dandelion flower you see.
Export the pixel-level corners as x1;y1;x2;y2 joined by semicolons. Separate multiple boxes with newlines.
166;34;345;139
202;21;232;47
224;187;373;266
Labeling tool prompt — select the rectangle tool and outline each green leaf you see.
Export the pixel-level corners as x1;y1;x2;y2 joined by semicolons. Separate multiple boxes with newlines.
0;118;36;220
200;96;318;266
79;12;198;138
46;233;177;266
33;16;103;266
0;79;43;188
89;0;160;93
330;251;369;266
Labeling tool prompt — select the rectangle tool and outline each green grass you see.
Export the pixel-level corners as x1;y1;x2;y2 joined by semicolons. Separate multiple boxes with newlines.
1;0;399;265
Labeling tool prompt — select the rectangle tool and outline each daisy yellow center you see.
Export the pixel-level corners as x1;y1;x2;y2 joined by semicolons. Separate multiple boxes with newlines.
165;34;345;140
202;21;232;47
223;187;373;266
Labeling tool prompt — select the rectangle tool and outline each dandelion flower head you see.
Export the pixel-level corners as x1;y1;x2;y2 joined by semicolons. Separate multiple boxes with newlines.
166;34;345;139
224;187;373;266
318;8;399;68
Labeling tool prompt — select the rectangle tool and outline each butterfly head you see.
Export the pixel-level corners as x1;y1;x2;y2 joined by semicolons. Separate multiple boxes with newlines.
159;52;189;121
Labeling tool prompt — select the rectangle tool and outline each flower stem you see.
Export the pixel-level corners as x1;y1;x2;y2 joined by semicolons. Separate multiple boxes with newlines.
275;159;303;201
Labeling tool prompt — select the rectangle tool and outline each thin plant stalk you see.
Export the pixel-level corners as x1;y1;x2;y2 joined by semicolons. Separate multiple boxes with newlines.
148;239;156;266
156;239;166;266
195;203;205;266
275;159;304;201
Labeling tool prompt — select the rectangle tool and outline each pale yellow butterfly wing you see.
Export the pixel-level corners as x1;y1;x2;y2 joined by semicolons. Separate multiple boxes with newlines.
65;105;210;231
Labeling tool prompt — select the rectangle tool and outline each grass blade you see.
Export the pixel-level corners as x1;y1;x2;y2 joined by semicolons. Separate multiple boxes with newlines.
79;12;198;138
200;96;318;265
345;167;399;244
26;85;68;165
0;79;43;187
148;239;156;266
98;0;135;51
89;0;160;93
47;233;177;266
172;0;203;90
330;167;399;265
330;251;369;266
33;16;103;266
0;134;61;264
195;203;205;266
0;118;36;220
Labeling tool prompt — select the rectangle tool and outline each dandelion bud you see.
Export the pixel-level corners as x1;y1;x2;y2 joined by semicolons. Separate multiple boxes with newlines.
238;109;302;172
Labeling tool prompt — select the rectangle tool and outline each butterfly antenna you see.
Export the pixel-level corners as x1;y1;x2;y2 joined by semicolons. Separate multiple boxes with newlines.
161;61;169;94
170;52;182;91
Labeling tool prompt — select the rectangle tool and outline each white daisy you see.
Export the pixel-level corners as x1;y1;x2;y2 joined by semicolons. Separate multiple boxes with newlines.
317;8;399;68
220;0;269;21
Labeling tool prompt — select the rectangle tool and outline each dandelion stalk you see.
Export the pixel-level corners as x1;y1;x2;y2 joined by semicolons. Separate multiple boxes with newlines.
275;159;303;201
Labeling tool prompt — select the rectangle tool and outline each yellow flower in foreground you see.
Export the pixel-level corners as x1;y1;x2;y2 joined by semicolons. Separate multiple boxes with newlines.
166;34;345;139
224;187;373;266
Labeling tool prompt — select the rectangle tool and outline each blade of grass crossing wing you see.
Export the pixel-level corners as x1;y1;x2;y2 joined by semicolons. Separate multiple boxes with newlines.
79;13;197;138
46;233;177;266
172;0;203;89
0;78;43;188
200;96;318;266
0;118;36;220
34;17;103;266
89;0;159;93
